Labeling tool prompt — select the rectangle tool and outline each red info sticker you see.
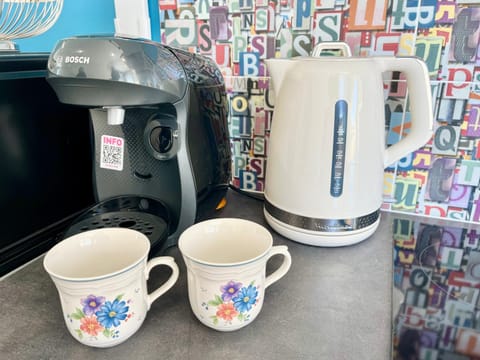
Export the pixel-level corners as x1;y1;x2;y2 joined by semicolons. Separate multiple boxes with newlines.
100;135;124;171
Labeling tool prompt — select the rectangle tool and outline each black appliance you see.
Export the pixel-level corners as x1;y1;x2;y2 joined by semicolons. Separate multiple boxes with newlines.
0;53;95;276
46;35;231;251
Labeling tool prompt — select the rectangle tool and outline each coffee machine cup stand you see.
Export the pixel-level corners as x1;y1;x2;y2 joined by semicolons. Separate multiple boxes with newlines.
46;35;232;255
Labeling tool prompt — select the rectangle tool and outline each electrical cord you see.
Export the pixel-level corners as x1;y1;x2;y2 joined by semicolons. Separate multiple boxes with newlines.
228;184;265;202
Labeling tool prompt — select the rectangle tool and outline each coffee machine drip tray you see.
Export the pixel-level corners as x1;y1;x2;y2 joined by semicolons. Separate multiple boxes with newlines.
63;196;169;256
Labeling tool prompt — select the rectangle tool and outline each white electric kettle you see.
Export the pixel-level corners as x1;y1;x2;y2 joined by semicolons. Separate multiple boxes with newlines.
264;42;433;247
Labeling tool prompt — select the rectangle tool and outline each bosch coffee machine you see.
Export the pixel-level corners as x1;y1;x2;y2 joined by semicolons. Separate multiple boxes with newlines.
46;35;231;253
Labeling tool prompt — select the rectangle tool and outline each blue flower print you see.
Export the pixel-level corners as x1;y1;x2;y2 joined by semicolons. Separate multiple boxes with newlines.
220;281;242;302
233;284;258;313
95;299;129;328
81;294;105;316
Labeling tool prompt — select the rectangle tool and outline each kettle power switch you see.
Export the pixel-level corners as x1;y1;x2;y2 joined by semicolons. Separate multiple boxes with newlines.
330;100;348;197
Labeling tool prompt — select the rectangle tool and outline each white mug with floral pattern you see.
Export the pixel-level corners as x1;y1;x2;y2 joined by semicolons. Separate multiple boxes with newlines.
43;228;179;347
178;218;292;331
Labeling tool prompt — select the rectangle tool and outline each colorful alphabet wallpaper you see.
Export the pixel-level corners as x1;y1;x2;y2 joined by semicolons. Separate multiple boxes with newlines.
393;217;480;358
155;0;480;223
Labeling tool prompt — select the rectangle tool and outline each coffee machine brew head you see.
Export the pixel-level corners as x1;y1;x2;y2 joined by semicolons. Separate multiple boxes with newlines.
46;35;188;125
103;106;125;125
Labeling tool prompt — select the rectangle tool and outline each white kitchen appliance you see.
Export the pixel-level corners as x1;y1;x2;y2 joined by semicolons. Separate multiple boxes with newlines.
264;42;433;247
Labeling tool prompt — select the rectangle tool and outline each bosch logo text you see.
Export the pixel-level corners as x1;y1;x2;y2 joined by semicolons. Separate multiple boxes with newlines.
65;56;90;64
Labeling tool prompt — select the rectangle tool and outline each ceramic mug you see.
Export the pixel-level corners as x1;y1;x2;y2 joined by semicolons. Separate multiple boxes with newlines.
178;218;291;331
43;228;179;347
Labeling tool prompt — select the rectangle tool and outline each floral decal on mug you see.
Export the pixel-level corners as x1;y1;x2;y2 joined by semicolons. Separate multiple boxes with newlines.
205;280;259;325
67;294;134;340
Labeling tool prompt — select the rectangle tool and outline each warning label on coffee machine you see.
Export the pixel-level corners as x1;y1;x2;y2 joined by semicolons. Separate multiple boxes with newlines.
100;135;124;171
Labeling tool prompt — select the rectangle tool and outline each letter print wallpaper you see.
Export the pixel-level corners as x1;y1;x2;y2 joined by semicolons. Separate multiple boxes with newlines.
155;0;480;223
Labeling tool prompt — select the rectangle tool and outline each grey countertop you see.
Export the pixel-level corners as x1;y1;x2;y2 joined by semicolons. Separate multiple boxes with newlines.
0;190;395;360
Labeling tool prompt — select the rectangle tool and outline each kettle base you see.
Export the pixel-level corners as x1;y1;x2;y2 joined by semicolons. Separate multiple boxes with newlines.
264;209;381;247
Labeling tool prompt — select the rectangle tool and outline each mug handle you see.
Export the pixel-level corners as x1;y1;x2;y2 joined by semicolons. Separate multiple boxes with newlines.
265;245;292;289
145;256;179;310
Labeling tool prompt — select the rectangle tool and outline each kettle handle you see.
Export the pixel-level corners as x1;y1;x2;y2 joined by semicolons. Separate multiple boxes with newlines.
311;42;352;57
376;57;433;167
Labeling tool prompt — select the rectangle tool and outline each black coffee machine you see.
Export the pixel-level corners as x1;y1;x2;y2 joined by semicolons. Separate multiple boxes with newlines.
46;35;231;253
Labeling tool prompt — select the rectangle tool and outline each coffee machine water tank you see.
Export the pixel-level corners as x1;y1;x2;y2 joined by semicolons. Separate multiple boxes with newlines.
46;35;231;249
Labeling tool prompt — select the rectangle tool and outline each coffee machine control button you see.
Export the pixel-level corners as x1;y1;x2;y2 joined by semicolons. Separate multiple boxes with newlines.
150;126;173;153
144;118;178;161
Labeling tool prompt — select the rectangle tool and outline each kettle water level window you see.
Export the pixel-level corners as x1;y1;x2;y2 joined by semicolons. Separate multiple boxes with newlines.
330;100;348;198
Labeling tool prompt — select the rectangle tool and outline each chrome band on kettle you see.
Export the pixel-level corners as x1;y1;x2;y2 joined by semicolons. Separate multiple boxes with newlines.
264;200;380;232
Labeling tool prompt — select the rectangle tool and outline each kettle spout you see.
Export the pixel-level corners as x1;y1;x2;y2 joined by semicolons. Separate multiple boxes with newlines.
265;59;294;95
